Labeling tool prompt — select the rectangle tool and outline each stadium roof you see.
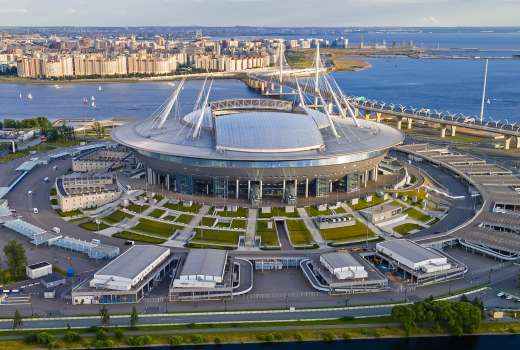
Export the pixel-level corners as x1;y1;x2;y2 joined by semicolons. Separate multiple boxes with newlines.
377;239;444;264
180;249;227;278
112;98;403;162
95;245;169;280
215;111;324;153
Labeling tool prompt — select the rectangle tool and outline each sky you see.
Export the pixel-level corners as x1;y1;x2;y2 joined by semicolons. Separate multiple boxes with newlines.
0;0;519;27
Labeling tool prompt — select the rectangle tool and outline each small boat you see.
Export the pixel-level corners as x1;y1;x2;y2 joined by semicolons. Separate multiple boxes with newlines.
98;85;102;91
168;82;176;87
487;98;491;105
91;96;95;102
82;97;88;105
27;93;33;100
18;93;22;100
91;101;96;108
54;84;61;89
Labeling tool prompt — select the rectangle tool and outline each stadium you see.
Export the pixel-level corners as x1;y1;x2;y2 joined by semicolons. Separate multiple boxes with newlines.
112;81;404;202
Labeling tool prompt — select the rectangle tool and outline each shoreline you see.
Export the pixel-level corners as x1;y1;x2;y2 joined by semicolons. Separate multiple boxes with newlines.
2;321;520;349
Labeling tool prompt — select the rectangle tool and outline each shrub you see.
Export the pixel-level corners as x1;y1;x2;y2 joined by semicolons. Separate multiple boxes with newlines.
127;335;152;346
273;332;283;341
169;335;183;345
293;333;303;342
214;337;222;344
342;332;352;340
321;332;335;342
113;327;124;340
190;334;205;344
63;331;81;343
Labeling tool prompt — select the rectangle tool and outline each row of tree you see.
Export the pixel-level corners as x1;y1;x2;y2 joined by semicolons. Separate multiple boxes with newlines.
391;297;482;336
1;117;52;130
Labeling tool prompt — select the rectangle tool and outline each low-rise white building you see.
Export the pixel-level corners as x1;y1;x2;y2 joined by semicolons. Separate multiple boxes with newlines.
89;245;170;291
56;173;122;212
376;239;451;273
320;252;368;280
173;249;228;289
26;261;53;279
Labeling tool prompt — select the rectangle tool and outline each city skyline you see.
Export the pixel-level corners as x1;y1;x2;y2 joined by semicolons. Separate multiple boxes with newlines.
0;0;519;27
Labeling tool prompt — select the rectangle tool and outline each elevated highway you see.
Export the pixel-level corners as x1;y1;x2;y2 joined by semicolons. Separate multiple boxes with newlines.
244;74;520;150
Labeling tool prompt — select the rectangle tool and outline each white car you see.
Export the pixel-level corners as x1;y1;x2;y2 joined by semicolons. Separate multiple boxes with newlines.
33;208;39;214
27;190;33;196
496;292;505;297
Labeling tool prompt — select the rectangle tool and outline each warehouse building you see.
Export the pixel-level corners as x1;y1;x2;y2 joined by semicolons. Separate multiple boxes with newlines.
72;245;177;304
375;239;466;284
169;249;253;301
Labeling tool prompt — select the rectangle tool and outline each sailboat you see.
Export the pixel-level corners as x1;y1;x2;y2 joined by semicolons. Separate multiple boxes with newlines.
27;93;33;100
82;97;88;105
91;101;96;108
98;85;102;91
487;98;491;105
18;93;22;100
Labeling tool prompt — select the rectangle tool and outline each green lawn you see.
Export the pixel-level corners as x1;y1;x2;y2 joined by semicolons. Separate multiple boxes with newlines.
393;223;425;235
333;207;346;214
164;202;202;213
231;219;247;230
200;216;216;227
134;218;181;237
149;208;165;218
103;210;134;224
286;220;314;246
305;207;333;217
163;215;177;221
56;209;82;217
320;220;375;242
256;220;279;247
351;196;387;210
259;207;299;218
192;228;240;246
126;203;150;213
175;214;194;224
398;189;428;206
79;221;110;231
404;207;433;223
216;221;231;228
211;207;249;218
390;200;406;208
113;231;166;244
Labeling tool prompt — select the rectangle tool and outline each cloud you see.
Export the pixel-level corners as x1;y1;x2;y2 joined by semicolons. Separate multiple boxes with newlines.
423;15;440;24
0;8;28;14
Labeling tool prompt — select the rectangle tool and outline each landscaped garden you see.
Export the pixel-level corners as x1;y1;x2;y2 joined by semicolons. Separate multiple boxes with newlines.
259;207;299;218
102;210;134;224
79;221;110;231
190;228;240;248
164;202;202;213
133;218;181;237
320;220;375;243
149;208;165;218
285;220;314;246
126;203;150;213
350;196;387;210
256;220;279;247
404;207;433;223
113;231;166;244
393;223;425;235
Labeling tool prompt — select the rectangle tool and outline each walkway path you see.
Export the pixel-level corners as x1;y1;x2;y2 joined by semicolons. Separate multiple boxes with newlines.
297;208;325;246
245;209;258;248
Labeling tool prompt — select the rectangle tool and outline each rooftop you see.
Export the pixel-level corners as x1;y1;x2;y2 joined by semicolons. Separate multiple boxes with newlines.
377;239;444;264
179;249;228;278
321;252;362;269
95;245;170;280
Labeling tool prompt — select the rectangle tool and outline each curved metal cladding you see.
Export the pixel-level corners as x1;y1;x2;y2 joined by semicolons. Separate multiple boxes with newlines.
133;149;387;181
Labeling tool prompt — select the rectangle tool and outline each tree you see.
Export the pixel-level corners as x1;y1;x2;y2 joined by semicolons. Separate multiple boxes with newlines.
130;305;139;328
13;309;23;329
4;240;27;280
391;305;416;336
99;305;110;326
